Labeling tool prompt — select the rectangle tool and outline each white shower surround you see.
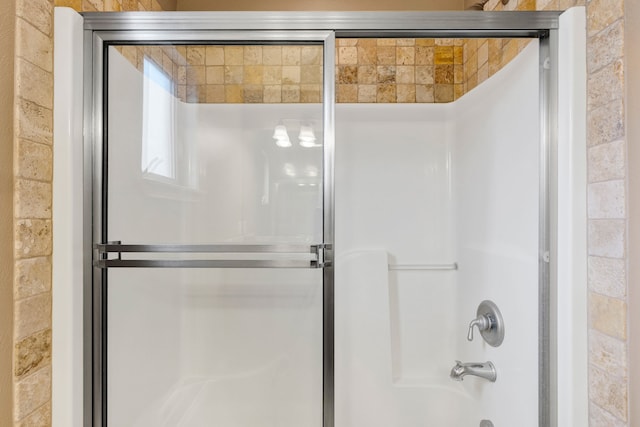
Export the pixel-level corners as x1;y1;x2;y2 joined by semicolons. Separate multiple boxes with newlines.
52;6;587;426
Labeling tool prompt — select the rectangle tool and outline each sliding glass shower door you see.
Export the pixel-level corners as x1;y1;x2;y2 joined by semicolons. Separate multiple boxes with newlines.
92;33;335;426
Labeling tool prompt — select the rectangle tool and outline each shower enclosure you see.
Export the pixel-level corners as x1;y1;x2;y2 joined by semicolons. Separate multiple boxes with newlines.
53;9;587;427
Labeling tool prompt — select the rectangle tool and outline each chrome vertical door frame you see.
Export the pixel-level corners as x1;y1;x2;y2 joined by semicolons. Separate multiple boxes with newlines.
82;11;562;427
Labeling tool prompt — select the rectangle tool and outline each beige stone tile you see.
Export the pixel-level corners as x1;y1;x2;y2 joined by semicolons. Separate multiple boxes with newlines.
396;47;415;65
434;84;454;103
176;85;186;102
243;85;263;103
224;66;243;85
376;84;396;103
15;257;51;301
357;85;377;103
301;65;322;84
377;66;396;84
338;39;358;47
588;19;623;74
357;39;377;48
17;0;53;36
454;65;464;85
300;85;321;103
14;366;51;422
588;140;625;182
589;292;627;339
587;60;623;111
243;46;262;65
587;0;624;37
396;38;415;46
16;59;53;110
477;41;489;67
435;65;454;84
338;66;358;84
588;181;625;219
337;85;357;103
435;39;454;46
187;85;205;103
56;0;82;10
261;66;281;85
377;39;396;46
357;65;377;85
396;85;416;103
243;65;263;85
186;65;205;86
205;66;224;85
224;85;243;103
416;66;434;85
205;85;224;103
589;330;627;378
205;46;224;66
262;46;282;65
588;256;626;299
224;46;244;65
15;220;52;259
282;85;301;103
301;46;322;65
176;66;187;85
338;47;357;65
396;66;415;84
376;47;396;65
588;365;627;421
15;400;51;427
15;180;52;219
454;84;464;100
435;46;454;65
415;46;434;65
14;293;51;341
15;329;51;379
416;38;435;47
357;45;377;65
263;85;282;103
588;219;625;258
283;46;302;65
416;84;435;103
588;99;624;147
16;18;53;73
82;0;99;10
453;46;463;65
186;46;205;65
589;402;626;427
282;66;301;84
16;140;52;181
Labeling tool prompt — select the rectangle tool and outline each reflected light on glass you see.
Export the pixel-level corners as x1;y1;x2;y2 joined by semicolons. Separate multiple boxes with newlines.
273;124;292;148
284;163;296;177
306;166;318;177
298;125;316;148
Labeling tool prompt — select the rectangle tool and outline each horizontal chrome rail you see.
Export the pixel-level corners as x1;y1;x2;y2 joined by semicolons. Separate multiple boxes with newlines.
388;263;458;271
93;242;330;269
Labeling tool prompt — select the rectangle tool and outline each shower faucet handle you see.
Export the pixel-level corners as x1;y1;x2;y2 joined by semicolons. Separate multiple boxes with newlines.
466;300;505;347
467;314;492;341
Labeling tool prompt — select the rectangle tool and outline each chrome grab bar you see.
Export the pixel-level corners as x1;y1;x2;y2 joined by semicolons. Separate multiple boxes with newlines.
94;242;331;269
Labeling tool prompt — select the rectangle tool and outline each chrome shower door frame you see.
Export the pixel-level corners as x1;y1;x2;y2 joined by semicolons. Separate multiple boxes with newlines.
82;11;562;427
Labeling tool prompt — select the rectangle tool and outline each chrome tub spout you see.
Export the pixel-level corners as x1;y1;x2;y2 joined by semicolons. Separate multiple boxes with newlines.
450;360;497;382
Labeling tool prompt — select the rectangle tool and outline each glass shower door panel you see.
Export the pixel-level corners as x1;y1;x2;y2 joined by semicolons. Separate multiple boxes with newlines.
106;44;324;245
107;268;323;426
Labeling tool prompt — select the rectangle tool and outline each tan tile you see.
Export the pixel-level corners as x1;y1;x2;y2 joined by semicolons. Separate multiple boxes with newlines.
176;85;186;102
301;65;322;84
396;47;415;65
283;46;302;65
416;84;435;103
377;39;396;46
357;45;377;65
205;85;225;103
13;366;51;422
376;84;396;103
15;329;51;379
263;85;282;103
588;181;625;219
282;85;301;103
244;65;263;85
176;66;187;85
396;84;416;103
588;364;627;420
589;402;626;427
435;65;454;84
454;84;464;100
16;140;52;181
588;99;624;147
588;60;624;111
588;140;625;182
263;66;282;85
435;38;454;46
282;66;301;84
416;66;434;85
17;0;53;36
186;85;205;103
56;0;82;10
205;46;224;65
587;0;624;37
16;18;53;73
589;330;627;378
434;84;454;103
338;47;357;65
467;73;478;92
357;39;377;48
15;257;51;301
416;38;435;46
434;46;454;65
186;46;205;65
15;180;52;220
301;46;322;65
478;63;489;84
16;59;53;110
14;293;51;341
477;41;489;67
225;85;244;103
301;84;321;103
588;19;623;74
205;66;224;85
589;256;626;299
15;220;52;259
243;85;263;103
377;66;396;84
357;85;377;103
243;46;262;65
15;400;51;427
588;219;625;258
396;66;415;84
338;66;358;84
186;65;205;85
454;65;464;84
338;39;358;46
589;292;627;340
453;46;463;65
396;38;415;46
263;46;282;65
224;46;244;65
337;84;357;103
224;66;243;84
376;46;396;65
357;65;377;84
415;46;434;65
